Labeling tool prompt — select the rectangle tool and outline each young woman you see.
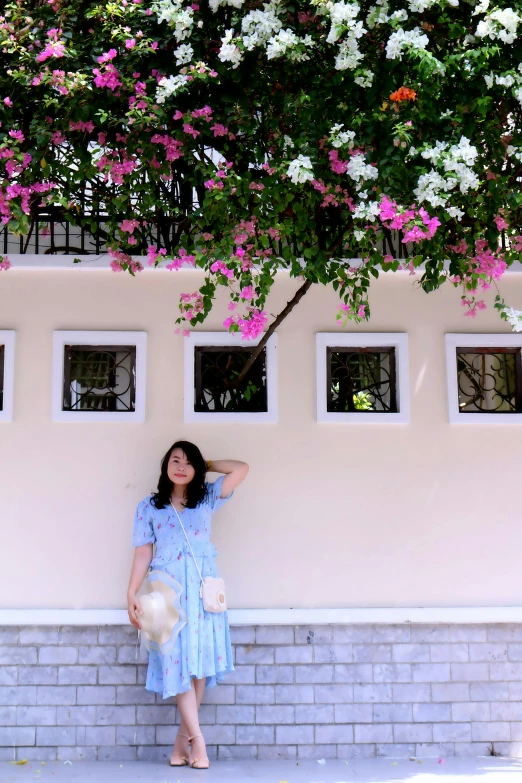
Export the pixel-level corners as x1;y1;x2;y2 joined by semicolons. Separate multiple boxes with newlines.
127;440;249;769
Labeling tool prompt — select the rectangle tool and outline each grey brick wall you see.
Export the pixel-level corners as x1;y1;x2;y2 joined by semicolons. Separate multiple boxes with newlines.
1;624;522;761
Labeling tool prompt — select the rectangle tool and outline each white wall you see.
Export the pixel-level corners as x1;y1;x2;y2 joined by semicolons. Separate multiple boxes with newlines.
1;266;521;609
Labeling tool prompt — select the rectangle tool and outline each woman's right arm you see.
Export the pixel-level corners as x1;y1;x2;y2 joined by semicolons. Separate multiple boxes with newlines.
127;544;153;630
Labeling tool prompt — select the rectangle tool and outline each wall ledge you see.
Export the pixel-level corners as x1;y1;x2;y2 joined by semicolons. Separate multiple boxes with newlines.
1;606;522;626
7;254;522;273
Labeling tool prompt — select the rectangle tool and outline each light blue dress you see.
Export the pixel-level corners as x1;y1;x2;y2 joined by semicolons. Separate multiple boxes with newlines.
132;475;235;698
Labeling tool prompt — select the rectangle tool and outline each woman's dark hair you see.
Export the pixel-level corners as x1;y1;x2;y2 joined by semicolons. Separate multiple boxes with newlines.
151;440;209;510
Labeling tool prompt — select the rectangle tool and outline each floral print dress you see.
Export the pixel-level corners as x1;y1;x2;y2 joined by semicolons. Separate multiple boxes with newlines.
132;475;235;698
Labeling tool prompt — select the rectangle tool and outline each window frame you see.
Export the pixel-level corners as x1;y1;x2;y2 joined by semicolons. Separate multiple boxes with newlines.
316;332;410;423
445;333;522;424
183;331;278;423
52;331;147;422
0;330;15;423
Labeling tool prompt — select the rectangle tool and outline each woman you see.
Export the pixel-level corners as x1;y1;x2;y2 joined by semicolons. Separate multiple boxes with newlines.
127;440;249;769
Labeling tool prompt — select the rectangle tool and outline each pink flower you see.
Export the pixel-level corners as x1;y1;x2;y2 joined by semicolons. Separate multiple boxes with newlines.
36;40;66;62
9;130;25;142
494;214;508;231
329;149;348;175
3;97;12;107
97;49;118;64
120;219;140;234
183;123;200;138
240;285;255;301
125;39;136;49
210;123;228;137
93;64;122;91
0;256;11;271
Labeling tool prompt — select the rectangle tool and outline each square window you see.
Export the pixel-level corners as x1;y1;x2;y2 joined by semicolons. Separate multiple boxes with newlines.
63;345;137;413
194;345;267;413
0;331;15;423
316;333;409;423
446;334;522;423
184;332;277;422
327;346;397;413
52;331;146;422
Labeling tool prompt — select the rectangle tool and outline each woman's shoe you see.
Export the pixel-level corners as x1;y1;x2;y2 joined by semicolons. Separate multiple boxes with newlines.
188;733;211;769
169;731;191;766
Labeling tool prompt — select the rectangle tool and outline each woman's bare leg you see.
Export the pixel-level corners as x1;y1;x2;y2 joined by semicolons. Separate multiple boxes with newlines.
173;678;208;765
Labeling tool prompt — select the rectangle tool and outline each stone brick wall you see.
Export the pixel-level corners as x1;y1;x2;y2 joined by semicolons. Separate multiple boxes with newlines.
1;623;522;761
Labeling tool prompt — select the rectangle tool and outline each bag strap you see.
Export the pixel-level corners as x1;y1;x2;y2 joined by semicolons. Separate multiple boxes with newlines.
170;502;205;587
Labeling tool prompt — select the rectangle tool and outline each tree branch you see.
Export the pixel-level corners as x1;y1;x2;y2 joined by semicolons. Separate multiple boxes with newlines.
226;277;313;389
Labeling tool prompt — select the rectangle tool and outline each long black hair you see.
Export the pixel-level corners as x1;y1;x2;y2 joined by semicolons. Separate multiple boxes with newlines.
151;440;209;510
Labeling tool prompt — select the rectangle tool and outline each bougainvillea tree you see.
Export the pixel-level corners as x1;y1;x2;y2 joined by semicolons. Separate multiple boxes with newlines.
2;0;522;378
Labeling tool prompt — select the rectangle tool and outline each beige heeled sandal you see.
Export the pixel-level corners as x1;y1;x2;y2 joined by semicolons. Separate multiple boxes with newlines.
169;731;191;767
188;733;211;769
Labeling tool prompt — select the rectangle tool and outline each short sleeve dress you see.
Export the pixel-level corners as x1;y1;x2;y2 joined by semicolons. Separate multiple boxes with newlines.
132;475;235;698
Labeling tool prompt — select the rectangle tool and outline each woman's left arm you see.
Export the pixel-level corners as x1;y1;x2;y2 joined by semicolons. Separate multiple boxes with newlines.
207;459;249;497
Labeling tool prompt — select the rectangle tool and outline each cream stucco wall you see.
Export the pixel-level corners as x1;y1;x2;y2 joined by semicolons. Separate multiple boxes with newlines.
1;266;521;610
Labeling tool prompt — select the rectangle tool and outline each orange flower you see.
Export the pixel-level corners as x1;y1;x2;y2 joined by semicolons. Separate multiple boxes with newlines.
389;87;417;102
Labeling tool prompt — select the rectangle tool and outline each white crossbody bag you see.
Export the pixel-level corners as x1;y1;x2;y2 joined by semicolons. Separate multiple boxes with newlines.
170;502;227;613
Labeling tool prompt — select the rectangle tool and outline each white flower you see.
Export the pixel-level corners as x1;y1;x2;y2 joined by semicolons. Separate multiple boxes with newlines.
209;0;244;11
473;0;490;14
155;73;188;103
354;229;366;240
174;43;194;65
218;29;243;67
390;8;408;20
286;154;314;184
476;7;521;43
266;28;299;59
366;1;390;27
241;3;283;50
353;200;381;220
496;73;515;87
414;170;451;207
354;69;374;87
283;135;294;150
330;124;356;148
503;307;522;332
446;206;465;219
385;26;429;59
507;145;522;162
484;72;494;88
152;0;194;41
327;0;361;43
346;153;379;190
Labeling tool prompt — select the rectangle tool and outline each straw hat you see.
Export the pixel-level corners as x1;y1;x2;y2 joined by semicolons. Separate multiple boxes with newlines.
139;570;187;655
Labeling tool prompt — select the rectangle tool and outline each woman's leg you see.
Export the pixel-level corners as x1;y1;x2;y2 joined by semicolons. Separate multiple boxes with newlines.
174;678;209;765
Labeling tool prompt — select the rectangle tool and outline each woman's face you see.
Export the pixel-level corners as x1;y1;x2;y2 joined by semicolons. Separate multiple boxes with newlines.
167;448;196;490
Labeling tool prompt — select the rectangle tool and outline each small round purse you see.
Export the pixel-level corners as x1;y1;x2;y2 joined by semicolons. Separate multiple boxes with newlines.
170;502;227;613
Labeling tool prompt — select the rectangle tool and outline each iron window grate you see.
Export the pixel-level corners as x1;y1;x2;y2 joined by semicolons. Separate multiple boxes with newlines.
194;345;268;413
327;346;397;413
456;347;522;413
63;345;137;412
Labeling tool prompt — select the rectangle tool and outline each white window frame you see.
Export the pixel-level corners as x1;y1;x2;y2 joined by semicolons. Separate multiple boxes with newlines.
316;332;410;423
445;333;522;424
0;330;15;423
184;331;278;423
52;331;147;423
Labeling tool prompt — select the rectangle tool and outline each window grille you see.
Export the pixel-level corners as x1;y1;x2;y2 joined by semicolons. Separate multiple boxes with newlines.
63;345;136;412
0;345;4;412
456;347;522;413
194;346;267;413
327;346;397;413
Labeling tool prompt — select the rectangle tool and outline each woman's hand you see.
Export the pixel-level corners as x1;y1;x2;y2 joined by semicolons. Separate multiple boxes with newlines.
127;593;143;630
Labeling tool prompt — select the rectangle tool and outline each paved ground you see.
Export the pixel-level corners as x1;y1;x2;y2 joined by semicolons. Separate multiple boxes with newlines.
2;757;522;782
